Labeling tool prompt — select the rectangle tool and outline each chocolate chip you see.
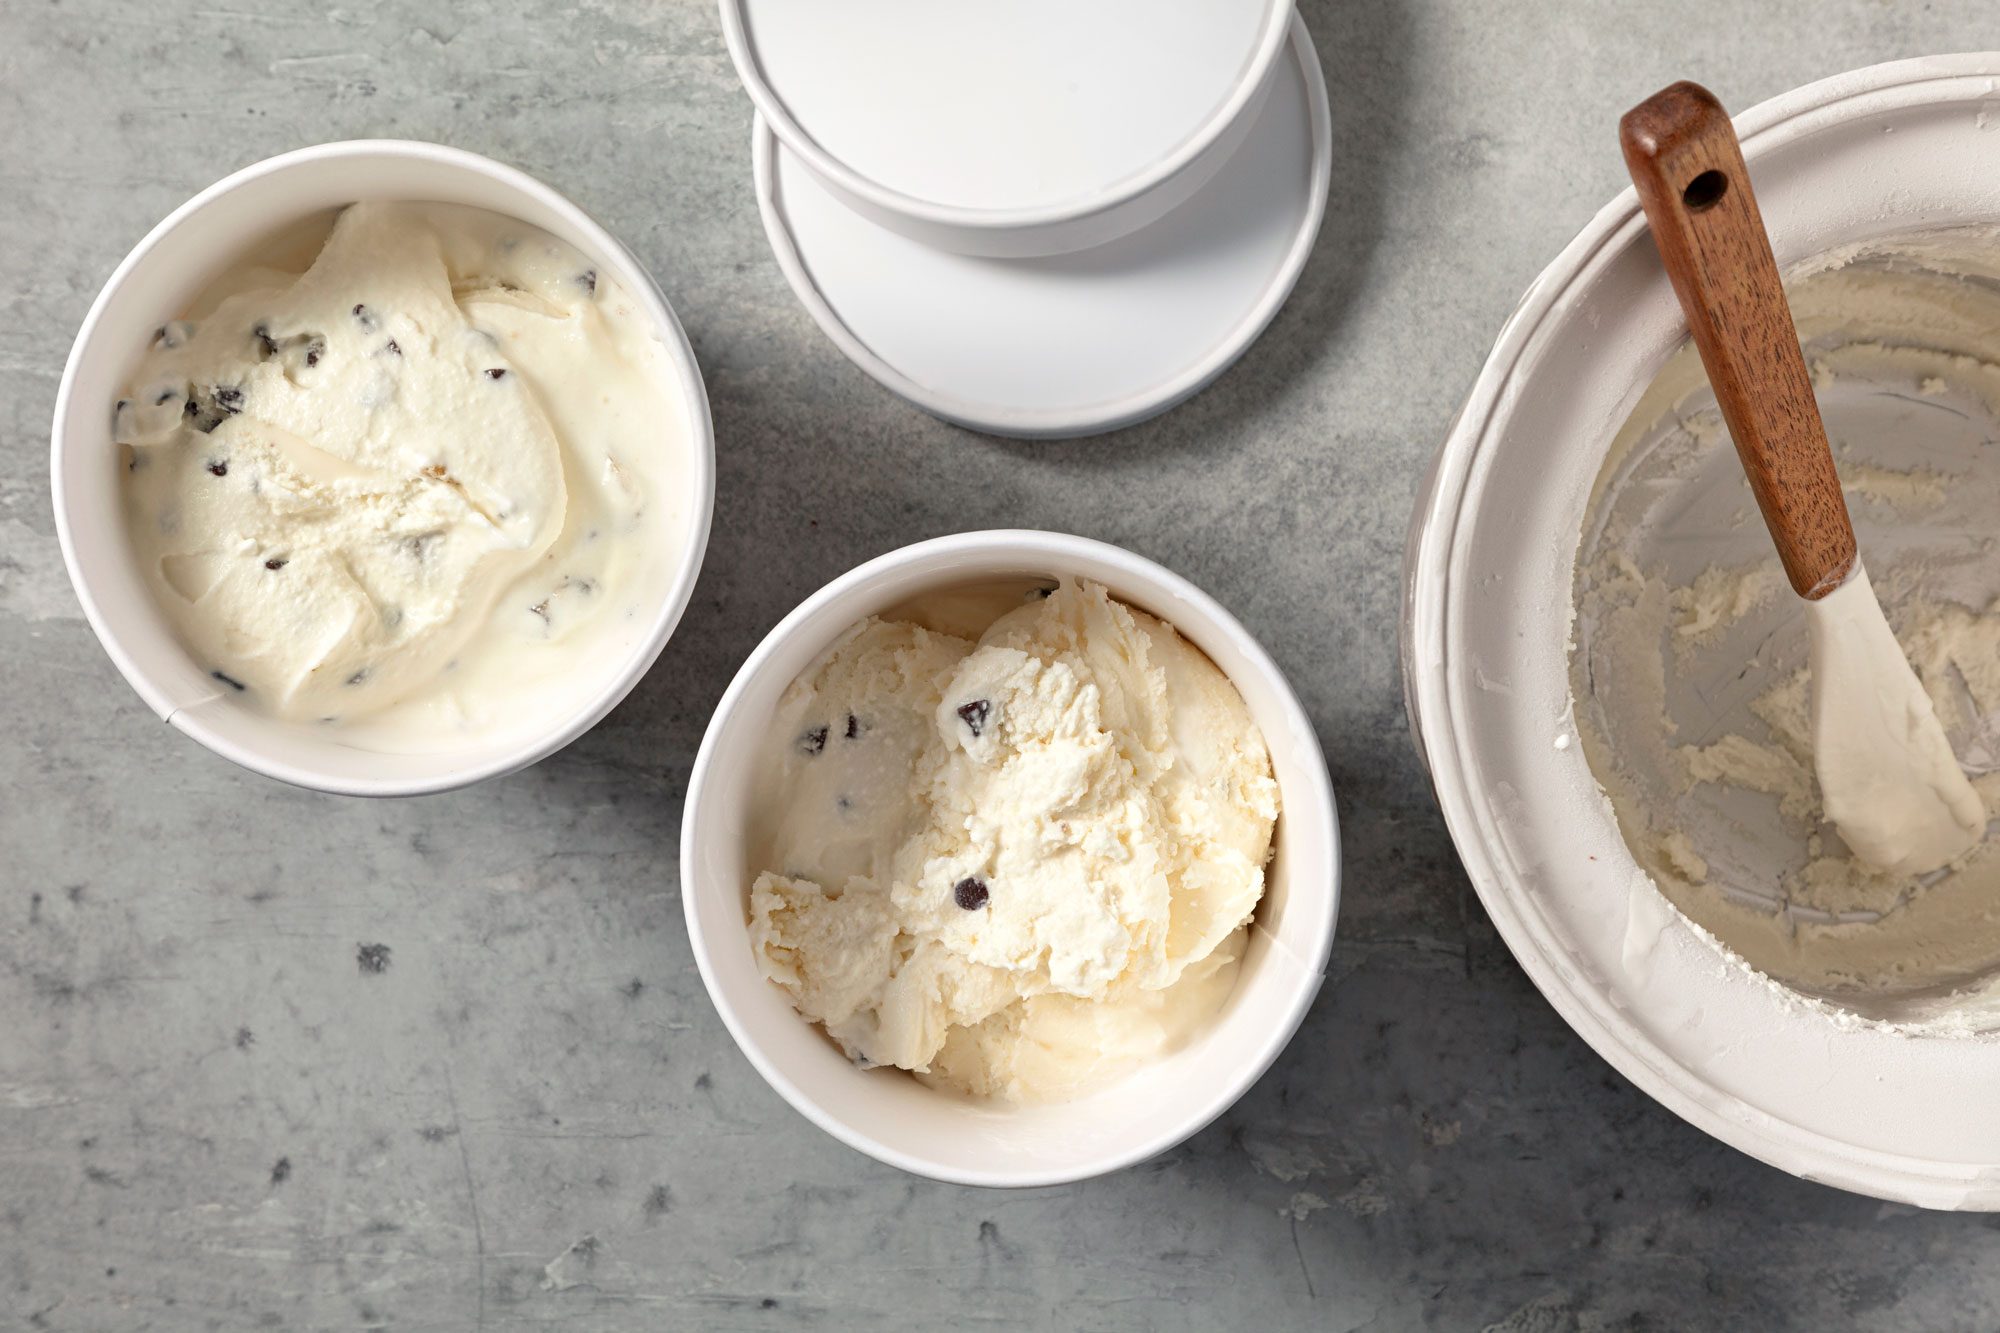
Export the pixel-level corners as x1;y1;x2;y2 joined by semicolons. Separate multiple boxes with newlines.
483;368;507;380
154;321;192;349
346;669;370;687
798;726;829;757
953;878;989;911
186;385;243;433
206;460;228;477
381;339;400;356
264;557;287;570
844;714;859;740
253;324;277;357
304;341;323;367
154;390;176;406
211;670;247;692
578;269;597;295
352;303;377;330
955;699;992;737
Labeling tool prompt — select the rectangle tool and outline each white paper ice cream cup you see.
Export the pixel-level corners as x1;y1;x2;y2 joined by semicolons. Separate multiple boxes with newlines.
682;530;1340;1186
51;141;715;796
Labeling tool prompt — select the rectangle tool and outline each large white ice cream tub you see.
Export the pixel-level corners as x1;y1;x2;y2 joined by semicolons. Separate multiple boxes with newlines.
1402;54;2000;1209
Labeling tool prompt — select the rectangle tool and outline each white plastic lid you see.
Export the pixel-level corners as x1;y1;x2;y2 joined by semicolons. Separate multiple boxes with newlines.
723;0;1294;223
753;13;1329;438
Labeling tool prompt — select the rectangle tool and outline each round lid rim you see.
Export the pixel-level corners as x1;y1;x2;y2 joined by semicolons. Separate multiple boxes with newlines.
718;0;1298;232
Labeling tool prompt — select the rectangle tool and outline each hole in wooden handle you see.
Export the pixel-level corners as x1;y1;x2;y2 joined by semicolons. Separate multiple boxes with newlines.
1682;169;1728;211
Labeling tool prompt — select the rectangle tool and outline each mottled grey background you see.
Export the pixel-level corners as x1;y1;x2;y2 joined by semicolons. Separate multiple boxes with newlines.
5;1;2000;1329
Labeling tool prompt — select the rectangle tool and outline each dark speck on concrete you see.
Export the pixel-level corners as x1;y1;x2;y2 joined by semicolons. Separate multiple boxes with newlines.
644;1184;672;1219
83;1165;127;1188
694;1073;712;1091
977;1219;1018;1261
33;973;78;1003
235;1027;254;1049
417;1125;453;1143
621;978;644;999
27;892;40;924
356;943;392;974
270;1156;291;1185
762;1298;779;1310
64;884;83;904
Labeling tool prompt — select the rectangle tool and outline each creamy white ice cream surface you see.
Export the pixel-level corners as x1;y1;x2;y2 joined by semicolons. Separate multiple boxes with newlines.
115;201;691;746
747;578;1279;1103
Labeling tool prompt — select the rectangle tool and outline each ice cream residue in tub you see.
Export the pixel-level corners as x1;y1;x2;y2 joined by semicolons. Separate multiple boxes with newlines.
745;577;1279;1104
115;201;691;746
1572;236;2000;1024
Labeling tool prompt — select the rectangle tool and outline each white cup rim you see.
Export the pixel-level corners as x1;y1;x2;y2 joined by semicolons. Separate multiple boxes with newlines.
51;140;716;796
681;529;1340;1185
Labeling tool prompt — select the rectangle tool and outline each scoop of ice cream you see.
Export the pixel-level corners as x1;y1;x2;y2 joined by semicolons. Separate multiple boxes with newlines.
917;928;1249;1104
119;198;680;728
747;578;1278;1102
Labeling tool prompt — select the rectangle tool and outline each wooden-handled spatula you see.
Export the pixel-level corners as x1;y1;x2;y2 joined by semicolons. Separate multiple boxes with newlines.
1619;81;1985;878
1620;80;1855;600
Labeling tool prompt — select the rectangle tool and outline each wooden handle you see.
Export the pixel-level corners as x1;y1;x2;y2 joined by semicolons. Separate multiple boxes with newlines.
1620;81;1856;599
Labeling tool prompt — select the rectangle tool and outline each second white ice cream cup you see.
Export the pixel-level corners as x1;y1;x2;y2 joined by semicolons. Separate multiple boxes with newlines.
682;530;1340;1186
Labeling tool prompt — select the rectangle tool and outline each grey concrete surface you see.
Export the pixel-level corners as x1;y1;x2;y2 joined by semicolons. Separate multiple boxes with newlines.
6;1;2000;1328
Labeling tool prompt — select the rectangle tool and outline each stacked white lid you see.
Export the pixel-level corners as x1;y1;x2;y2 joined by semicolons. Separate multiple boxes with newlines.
722;0;1330;438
